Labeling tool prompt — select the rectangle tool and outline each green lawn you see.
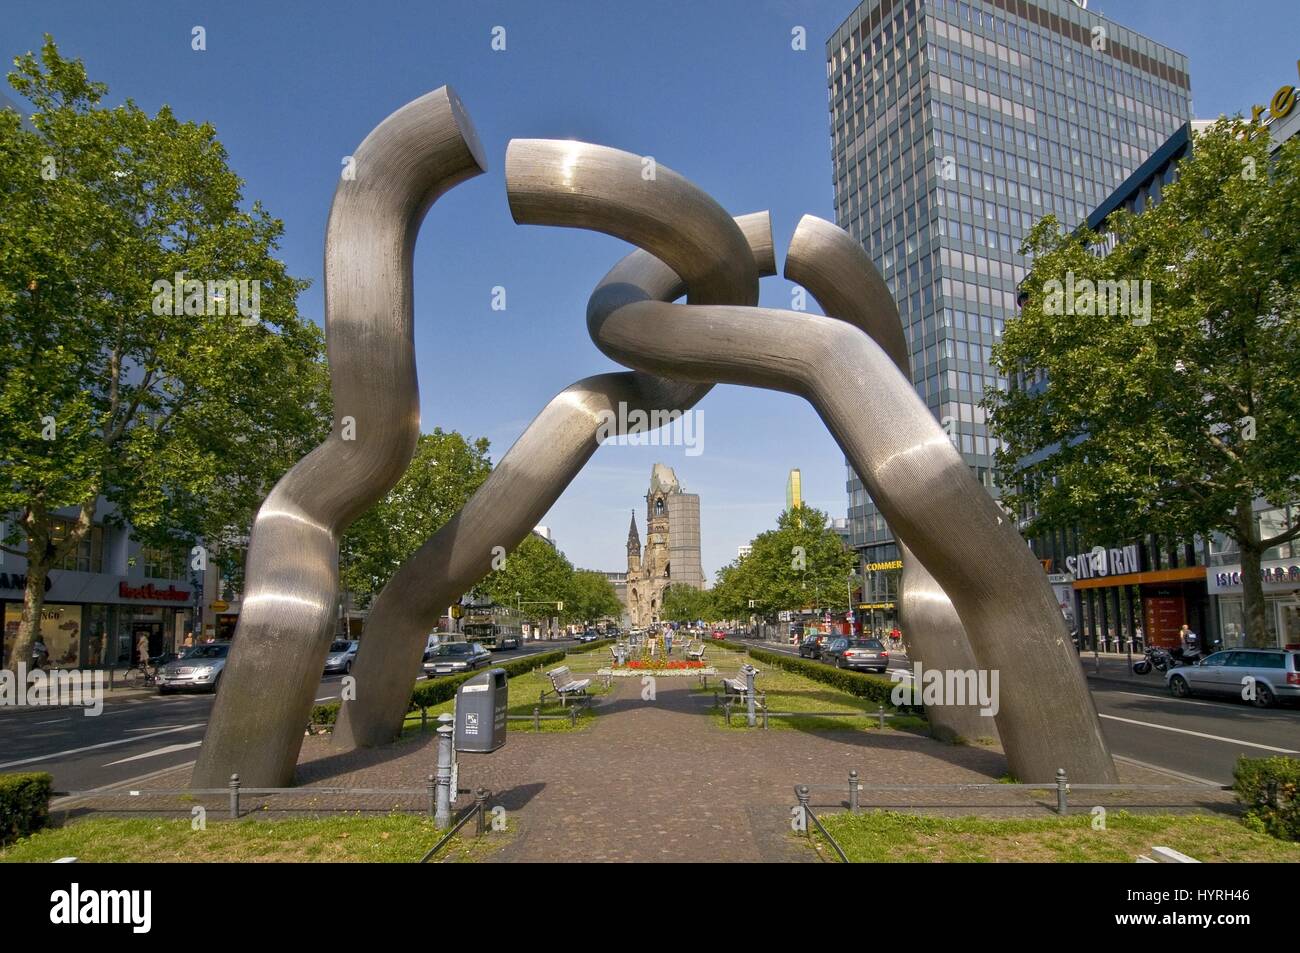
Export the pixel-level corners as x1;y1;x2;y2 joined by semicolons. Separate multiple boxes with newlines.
0;814;510;863
810;809;1300;862
401;650;613;735
697;662;926;733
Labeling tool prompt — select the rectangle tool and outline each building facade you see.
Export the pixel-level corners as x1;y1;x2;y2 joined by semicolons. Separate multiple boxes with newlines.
625;464;704;627
1;501;199;669
827;0;1191;582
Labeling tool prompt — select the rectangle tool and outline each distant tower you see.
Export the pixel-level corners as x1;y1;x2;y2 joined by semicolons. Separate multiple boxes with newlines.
627;511;642;574
786;468;803;512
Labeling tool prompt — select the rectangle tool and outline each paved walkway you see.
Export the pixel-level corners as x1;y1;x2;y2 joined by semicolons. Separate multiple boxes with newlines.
56;674;1236;862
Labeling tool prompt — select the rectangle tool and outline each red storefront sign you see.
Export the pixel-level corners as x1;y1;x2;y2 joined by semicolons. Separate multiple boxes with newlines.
118;582;190;602
1142;588;1185;649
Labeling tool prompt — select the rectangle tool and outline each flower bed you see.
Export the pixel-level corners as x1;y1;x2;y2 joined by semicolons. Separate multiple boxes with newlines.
598;666;717;678
623;659;706;670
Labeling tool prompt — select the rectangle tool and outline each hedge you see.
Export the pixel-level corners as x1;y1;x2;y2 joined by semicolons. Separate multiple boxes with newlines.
745;646;921;713
310;649;569;729
566;638;615;655
1234;756;1300;841
1;772;53;846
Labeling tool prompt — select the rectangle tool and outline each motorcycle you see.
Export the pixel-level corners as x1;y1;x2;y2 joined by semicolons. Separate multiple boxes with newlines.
1133;646;1202;674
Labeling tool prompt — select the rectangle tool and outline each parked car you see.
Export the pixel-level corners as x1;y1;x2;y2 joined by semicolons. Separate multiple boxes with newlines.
711;630;727;640
798;634;825;659
574;629;601;643
324;639;359;675
156;642;231;694
821;637;890;673
1166;648;1300;707
422;641;492;676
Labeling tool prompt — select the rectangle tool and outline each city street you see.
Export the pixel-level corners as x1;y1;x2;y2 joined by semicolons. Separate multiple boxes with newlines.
0;640;571;794
739;637;1299;785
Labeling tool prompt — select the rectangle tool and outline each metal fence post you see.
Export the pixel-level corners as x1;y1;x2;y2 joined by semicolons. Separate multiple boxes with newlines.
797;785;811;838
744;665;757;728
435;724;453;828
849;770;860;813
228;773;240;820
569;707;578;728
475;787;488;836
878;705;885;729
1056;767;1069;815
533;706;540;731
420;706;428;732
426;774;436;818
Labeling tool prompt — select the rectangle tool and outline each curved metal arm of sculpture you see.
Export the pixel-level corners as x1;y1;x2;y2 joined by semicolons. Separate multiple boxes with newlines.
332;206;774;749
192;88;488;788
784;215;996;745
582;296;1116;781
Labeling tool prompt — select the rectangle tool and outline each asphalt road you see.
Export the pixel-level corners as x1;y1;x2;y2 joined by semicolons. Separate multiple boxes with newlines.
737;637;1299;785
0;639;572;794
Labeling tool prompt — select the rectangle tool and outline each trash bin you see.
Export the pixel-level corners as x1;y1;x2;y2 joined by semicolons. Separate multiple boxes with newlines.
455;667;508;753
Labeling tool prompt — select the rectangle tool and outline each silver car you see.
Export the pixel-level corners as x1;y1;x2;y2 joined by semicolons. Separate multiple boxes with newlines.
1166;648;1300;708
324;639;359;675
156;642;231;694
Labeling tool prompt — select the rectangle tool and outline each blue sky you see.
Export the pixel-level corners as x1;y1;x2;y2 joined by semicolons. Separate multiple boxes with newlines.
5;0;1297;579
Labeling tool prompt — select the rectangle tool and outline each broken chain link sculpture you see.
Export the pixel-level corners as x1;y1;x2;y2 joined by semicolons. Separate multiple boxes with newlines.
194;88;1116;789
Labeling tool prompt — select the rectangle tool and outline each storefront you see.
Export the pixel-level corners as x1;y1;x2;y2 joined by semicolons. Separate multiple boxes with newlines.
1065;541;1210;652
1207;559;1300;649
1;571;195;670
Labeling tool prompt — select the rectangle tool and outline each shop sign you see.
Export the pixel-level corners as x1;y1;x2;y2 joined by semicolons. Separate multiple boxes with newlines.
118;582;190;602
867;560;903;572
1209;563;1300;593
1065;544;1140;580
0;572;53;594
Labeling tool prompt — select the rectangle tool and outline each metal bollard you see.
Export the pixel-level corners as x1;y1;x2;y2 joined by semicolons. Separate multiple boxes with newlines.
1056;767;1069;815
533;706;541;731
569;708;578;728
744;665;757;728
761;703;768;730
435;725;454;828
797;785;812;837
228;773;240;820
849;769;860;813
475;787;488;836
878;705;885;729
420;706;428;732
426;774;436;818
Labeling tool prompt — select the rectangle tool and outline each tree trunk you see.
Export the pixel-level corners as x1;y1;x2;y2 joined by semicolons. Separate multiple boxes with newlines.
1235;500;1272;649
8;544;52;676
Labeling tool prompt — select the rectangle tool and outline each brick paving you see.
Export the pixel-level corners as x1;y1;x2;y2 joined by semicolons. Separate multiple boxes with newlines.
54;673;1238;862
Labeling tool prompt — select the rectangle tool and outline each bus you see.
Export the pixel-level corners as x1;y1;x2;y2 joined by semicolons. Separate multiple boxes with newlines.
461;605;523;651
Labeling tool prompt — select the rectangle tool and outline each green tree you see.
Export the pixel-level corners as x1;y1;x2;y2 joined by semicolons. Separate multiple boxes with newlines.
0;39;330;672
565;570;623;626
659;582;712;623
339;429;492;607
474;534;575;630
710;506;855;619
988;118;1300;647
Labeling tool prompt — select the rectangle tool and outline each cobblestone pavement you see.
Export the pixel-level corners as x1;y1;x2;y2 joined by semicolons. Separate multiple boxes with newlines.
56;675;1237;862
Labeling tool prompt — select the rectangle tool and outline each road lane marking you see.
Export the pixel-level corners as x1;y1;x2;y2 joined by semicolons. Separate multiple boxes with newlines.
1098;713;1299;753
104;741;203;766
1111;755;1224;787
0;723;205;770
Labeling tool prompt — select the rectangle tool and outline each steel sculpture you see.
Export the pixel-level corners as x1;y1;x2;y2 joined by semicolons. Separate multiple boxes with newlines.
194;87;1115;787
192;87;488;787
502;139;1113;782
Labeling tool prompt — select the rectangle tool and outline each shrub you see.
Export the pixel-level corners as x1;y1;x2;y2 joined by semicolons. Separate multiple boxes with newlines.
567;638;614;655
745;646;921;713
1233;756;1300;841
0;772;53;845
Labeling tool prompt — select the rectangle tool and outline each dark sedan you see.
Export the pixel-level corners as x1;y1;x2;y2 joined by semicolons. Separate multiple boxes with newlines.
422;641;492;676
821;637;890;673
798;635;828;659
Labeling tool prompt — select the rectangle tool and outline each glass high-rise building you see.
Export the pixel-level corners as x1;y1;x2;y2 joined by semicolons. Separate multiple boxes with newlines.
827;0;1191;614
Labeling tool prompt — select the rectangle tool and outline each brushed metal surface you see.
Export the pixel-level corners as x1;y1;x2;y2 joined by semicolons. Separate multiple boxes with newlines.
785;214;996;744
192;87;488;787
332;151;771;746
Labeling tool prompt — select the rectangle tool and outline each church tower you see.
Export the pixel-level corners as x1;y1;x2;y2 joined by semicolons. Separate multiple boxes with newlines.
626;510;642;574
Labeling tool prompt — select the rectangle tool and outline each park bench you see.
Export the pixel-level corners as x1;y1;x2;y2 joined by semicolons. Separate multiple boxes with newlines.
685;642;705;662
721;665;759;698
542;665;591;707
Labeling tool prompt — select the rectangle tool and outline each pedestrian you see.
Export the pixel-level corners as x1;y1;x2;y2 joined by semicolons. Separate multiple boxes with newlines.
183;630;194;650
1179;624;1200;659
31;635;49;671
665;630;674;656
